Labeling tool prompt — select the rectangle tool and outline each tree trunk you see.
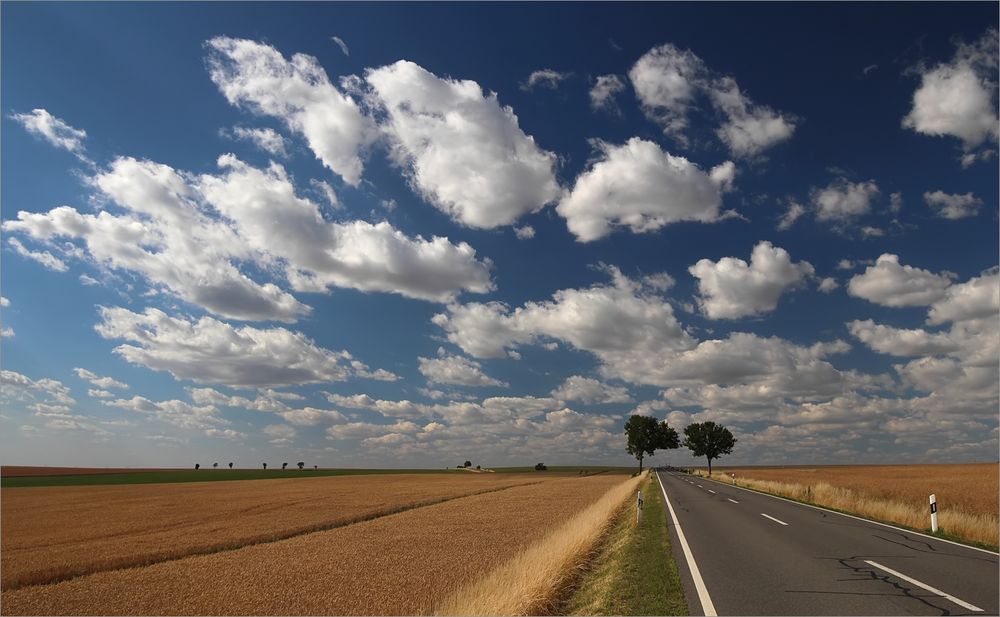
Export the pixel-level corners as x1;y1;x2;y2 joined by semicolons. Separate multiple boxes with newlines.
707;457;712;476
638;455;643;472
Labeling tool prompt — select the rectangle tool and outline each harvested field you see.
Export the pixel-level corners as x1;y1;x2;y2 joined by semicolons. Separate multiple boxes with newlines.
2;473;541;590
697;463;999;547
1;474;629;616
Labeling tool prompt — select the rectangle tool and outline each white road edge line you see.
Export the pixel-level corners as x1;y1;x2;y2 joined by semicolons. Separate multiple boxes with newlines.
658;472;718;616
727;498;739;503
682;473;999;556
761;513;789;526
864;560;983;612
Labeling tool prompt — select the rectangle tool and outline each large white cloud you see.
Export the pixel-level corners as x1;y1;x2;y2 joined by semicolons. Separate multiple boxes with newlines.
198;155;494;302
206;37;374;185
927;268;999;325
365;60;561;228
3;155;493;320
556;138;732;241
433;267;695;384
4;157;308;323
847;254;954;307
689;241;814;319
94;306;397;388
629;43;796;157
848;320;961;356
902;29;999;152
418;348;507;388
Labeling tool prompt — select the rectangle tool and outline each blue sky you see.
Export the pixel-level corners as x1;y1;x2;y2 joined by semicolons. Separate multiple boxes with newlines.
2;3;997;468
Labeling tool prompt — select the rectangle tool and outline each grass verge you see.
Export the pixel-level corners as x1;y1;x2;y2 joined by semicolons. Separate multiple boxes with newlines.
691;470;999;552
433;473;644;616
562;472;688;616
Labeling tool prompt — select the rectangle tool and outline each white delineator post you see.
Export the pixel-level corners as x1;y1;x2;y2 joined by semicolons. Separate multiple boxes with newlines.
637;490;643;524
930;494;938;533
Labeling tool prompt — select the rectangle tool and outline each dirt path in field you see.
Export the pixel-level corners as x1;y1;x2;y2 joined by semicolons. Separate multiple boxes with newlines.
2;473;542;590
1;475;628;615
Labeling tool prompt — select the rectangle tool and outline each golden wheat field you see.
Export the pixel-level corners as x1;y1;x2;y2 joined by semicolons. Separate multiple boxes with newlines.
1;474;631;616
1;473;541;590
699;463;999;547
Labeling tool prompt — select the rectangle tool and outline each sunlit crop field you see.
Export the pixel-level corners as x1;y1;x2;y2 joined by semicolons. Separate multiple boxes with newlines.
2;472;542;590
698;463;999;547
1;473;630;615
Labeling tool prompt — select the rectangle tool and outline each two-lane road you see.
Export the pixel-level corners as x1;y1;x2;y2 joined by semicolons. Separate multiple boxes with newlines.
656;469;999;615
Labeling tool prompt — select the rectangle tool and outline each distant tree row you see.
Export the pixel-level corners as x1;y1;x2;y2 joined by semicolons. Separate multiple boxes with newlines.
624;415;736;475
194;461;318;470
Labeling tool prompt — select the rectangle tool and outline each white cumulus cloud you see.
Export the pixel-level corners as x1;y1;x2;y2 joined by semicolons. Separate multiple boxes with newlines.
365;60;561;228
689;241;814;319
557;138;732;242
811;178;879;223
95;306;397;388
418;348;507;387
903;29;998;153
847;254;955;307
629;43;796;157
206;36;375;185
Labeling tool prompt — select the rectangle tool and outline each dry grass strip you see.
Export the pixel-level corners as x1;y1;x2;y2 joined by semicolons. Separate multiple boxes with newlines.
695;464;998;547
2;473;540;590
1;475;627;615
434;472;644;616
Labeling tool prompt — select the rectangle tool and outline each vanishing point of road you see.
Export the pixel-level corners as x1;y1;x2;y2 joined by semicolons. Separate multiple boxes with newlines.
656;469;999;616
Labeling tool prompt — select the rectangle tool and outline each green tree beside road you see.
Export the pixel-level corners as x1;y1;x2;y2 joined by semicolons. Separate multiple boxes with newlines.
683;421;736;475
624;415;680;472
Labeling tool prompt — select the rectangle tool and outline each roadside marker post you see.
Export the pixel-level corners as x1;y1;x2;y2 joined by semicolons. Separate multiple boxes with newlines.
637;490;643;524
930;494;938;533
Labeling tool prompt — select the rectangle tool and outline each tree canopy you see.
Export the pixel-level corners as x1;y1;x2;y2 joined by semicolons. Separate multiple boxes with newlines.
624;414;680;472
683;421;737;475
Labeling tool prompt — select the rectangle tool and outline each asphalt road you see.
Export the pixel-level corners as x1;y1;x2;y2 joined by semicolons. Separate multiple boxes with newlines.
655;469;999;616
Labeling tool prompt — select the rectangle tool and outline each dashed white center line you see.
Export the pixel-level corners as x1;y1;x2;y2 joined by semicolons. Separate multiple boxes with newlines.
707;489;716;494
727;498;739;503
761;513;788;526
864;560;983;612
697;484;703;488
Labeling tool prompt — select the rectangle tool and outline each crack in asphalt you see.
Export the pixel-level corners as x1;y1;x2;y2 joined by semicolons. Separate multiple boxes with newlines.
837;556;952;615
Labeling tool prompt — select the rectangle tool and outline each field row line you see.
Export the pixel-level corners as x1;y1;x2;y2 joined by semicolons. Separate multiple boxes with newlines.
4;480;545;592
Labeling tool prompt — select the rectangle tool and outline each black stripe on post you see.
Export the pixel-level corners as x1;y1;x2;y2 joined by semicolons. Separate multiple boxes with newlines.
930;502;937;514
